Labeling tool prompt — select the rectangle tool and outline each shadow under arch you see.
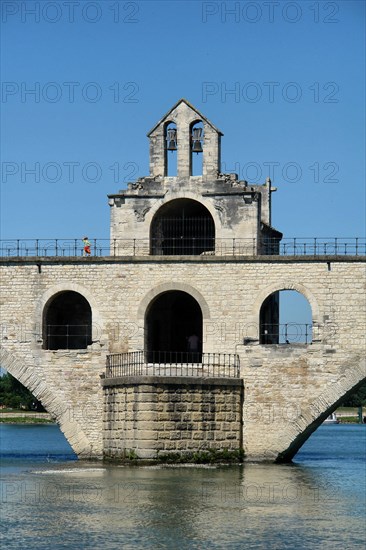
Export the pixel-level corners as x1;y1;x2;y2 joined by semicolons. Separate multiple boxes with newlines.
43;291;92;349
150;197;215;255
276;356;366;462
0;347;96;458
145;290;203;361
137;282;210;323
35;282;103;347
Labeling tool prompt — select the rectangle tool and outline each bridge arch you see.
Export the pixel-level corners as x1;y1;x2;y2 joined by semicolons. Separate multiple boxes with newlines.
0;347;97;457
276;355;366;462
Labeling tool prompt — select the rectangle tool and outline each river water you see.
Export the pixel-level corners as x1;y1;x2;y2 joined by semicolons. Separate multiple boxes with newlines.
0;424;365;549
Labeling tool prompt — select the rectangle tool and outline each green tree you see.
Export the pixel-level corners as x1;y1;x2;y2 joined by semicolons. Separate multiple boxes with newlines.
341;381;366;407
0;373;44;410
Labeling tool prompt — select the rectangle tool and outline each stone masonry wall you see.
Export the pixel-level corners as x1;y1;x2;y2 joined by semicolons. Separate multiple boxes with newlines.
0;255;365;460
102;377;243;459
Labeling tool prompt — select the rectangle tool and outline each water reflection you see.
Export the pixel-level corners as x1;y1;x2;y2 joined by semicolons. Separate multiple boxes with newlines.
1;425;365;549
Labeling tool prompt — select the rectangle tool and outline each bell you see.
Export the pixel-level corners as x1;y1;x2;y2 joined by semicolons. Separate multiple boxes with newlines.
167;139;177;151
192;140;203;153
166;128;177;151
191;127;203;153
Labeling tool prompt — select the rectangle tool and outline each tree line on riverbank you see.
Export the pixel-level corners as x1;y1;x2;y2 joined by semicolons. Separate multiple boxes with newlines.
0;374;45;411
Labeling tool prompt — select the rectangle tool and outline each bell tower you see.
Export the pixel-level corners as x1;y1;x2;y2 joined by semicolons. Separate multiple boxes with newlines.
148;98;222;180
108;99;282;255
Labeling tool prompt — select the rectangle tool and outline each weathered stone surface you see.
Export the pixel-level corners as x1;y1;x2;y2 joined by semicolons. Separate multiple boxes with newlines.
103;380;243;458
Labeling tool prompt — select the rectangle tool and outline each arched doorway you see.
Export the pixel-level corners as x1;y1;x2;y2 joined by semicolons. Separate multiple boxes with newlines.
146;290;203;362
43;291;92;349
150;198;215;255
259;290;312;344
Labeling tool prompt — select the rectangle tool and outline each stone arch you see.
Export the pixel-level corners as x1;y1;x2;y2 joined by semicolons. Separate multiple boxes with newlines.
144;192;222;239
35;282;103;346
0;347;96;458
137;282;210;323
43;291;92;350
276;355;366;462
149;197;215;255
253;281;320;324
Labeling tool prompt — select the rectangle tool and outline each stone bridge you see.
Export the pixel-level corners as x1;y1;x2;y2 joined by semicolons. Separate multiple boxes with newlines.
1;101;365;461
1;253;365;462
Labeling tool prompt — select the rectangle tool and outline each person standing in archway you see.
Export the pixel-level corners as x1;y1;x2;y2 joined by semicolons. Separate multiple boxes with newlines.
187;333;200;362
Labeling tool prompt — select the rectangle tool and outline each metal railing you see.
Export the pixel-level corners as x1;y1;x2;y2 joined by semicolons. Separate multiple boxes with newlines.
0;237;365;258
105;351;240;379
260;323;312;344
45;324;92;350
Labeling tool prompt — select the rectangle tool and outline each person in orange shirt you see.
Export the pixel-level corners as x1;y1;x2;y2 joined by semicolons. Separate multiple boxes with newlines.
82;237;91;256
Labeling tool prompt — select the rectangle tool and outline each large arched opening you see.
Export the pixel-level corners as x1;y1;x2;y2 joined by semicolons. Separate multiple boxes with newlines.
259;289;313;344
150;198;215;255
43;291;92;350
145;290;203;362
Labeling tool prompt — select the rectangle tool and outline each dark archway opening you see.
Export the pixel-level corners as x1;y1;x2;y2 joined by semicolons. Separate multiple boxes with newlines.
150;199;215;255
43;291;92;350
146;291;203;363
259;290;312;344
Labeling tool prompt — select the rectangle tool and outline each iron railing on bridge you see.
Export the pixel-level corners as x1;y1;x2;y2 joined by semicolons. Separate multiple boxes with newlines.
260;323;313;344
105;351;240;379
0;237;365;258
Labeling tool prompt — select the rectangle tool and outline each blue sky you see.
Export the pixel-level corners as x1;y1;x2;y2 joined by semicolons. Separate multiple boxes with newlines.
1;0;364;242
